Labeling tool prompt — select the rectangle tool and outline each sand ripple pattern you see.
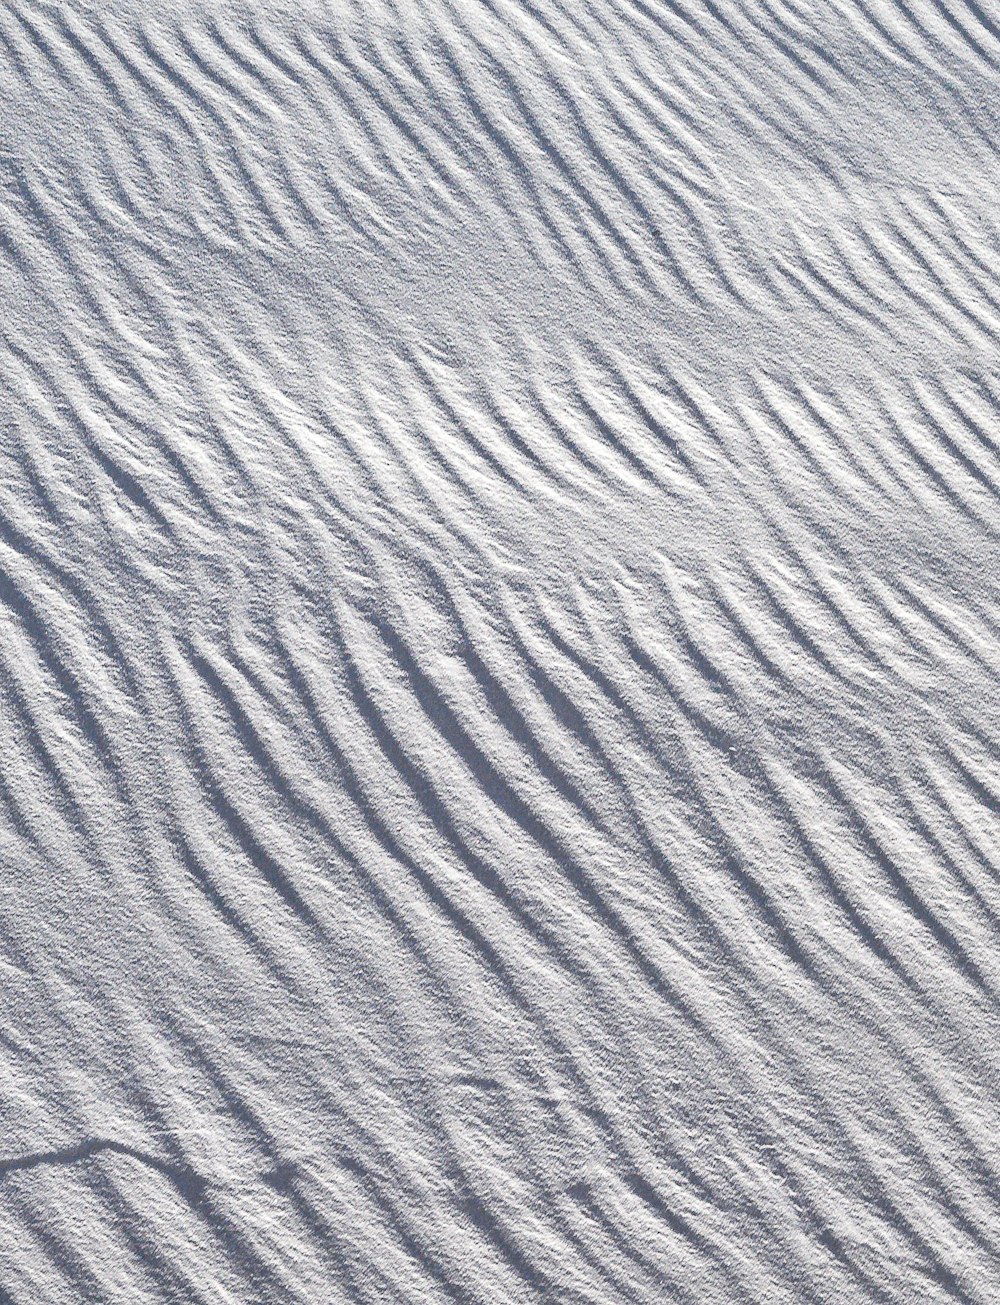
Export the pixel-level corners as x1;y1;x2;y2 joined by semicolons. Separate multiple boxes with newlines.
2;0;1000;1300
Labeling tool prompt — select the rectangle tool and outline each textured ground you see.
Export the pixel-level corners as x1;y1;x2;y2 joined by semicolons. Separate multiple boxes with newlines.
2;0;1000;1300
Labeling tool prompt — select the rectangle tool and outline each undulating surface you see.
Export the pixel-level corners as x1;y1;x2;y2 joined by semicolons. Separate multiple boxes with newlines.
2;0;1000;1299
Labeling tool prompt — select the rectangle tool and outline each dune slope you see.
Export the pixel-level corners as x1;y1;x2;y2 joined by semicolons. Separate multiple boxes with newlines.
2;1;1000;1300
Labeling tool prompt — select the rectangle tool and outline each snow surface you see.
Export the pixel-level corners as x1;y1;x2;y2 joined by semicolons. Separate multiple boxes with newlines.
2;0;1000;1300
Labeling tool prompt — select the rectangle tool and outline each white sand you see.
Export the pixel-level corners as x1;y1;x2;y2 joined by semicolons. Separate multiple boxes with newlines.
1;2;999;1300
